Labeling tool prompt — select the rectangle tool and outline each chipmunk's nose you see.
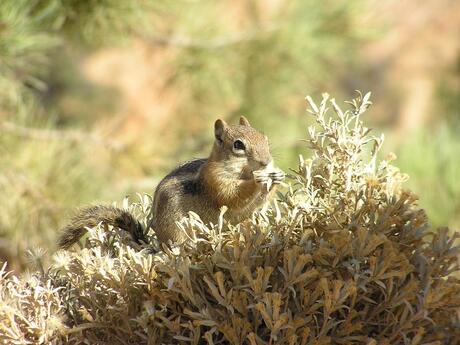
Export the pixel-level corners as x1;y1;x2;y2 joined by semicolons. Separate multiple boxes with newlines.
259;158;272;168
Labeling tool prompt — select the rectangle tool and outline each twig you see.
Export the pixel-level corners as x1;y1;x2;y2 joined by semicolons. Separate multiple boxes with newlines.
146;25;279;49
1;121;124;151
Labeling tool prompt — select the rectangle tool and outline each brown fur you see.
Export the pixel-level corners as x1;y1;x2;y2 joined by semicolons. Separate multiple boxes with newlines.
57;205;145;249
150;116;279;245
58;116;281;249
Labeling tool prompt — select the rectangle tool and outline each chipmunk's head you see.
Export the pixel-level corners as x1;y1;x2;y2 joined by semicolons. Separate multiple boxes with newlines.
211;116;273;179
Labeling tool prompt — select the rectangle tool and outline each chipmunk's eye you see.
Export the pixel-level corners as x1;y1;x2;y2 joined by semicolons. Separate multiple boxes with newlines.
233;139;245;151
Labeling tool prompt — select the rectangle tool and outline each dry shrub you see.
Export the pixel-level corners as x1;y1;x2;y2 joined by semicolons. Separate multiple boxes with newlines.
1;92;459;344
0;264;66;344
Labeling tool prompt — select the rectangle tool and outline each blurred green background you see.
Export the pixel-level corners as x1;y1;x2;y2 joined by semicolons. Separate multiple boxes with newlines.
1;0;459;271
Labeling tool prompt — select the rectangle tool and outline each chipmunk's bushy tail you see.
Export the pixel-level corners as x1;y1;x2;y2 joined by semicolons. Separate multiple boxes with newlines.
57;205;146;249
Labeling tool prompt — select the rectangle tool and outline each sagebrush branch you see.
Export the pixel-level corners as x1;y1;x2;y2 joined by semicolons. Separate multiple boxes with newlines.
1;121;123;151
146;25;279;49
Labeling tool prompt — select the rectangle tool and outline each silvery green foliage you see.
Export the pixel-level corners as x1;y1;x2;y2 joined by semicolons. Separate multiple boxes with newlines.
1;93;459;344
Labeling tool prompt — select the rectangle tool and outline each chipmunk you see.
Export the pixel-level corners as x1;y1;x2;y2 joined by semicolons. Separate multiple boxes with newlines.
57;116;284;249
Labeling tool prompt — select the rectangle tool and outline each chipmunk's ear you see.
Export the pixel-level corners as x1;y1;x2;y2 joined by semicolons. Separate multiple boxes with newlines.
214;119;227;145
239;116;251;127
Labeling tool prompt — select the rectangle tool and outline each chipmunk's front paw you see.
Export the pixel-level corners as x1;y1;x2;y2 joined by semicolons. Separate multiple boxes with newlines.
253;170;272;192
253;168;284;192
269;169;285;185
253;170;270;183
